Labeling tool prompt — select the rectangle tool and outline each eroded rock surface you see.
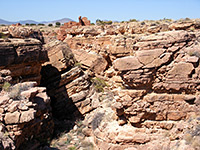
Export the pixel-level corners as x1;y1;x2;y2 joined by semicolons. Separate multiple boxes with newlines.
0;38;48;84
1;19;200;150
0;82;53;149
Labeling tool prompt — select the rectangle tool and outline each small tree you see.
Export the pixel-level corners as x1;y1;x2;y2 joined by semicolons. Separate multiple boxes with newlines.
25;23;29;26
30;23;36;26
48;23;53;27
129;19;138;22
38;23;45;26
55;22;61;26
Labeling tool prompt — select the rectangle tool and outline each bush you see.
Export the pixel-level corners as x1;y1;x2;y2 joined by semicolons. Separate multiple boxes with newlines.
96;19;113;25
129;19;138;22
8;83;33;100
38;23;45;26
25;23;29;26
48;23;53;27
160;18;173;22
0;32;9;39
30;23;36;26
91;77;107;92
55;22;61;26
2;82;11;92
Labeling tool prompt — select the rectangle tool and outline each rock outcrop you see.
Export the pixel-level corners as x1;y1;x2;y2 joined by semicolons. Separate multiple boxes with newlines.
41;40;92;119
1;19;200;150
0;38;48;84
0;82;53;149
55;19;200;150
57;16;91;41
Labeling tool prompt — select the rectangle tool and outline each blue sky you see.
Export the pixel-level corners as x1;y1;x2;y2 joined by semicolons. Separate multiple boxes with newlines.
1;0;200;23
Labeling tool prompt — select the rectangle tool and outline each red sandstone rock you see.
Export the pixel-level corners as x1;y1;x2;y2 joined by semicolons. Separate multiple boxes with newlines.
81;17;91;26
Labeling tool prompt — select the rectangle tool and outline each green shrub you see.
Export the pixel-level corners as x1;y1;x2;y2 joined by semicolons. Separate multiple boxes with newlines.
160;18;173;22
91;77;107;92
96;19;113;25
38;23;45;26
2;82;11;92
30;23;36;26
64;134;72;145
74;62;82;67
129;19;138;22
68;146;76;150
25;23;29;26
56;22;61;26
48;23;53;27
0;32;9;39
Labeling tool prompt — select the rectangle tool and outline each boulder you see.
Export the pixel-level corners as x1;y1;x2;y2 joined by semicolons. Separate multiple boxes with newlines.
43;40;76;71
113;56;143;71
72;49;108;74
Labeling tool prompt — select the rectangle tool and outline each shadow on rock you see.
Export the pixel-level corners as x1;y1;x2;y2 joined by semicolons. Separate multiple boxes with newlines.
40;64;84;139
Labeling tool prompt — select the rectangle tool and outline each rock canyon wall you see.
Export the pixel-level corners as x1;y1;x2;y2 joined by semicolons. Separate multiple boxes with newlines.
0;18;200;150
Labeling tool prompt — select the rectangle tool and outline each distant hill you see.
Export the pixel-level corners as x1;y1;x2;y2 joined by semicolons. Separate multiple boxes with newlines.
0;18;74;25
0;19;14;25
18;20;39;24
42;18;74;25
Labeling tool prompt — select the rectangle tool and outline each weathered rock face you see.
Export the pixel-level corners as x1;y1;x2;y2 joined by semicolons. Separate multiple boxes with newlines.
1;19;200;150
1;26;44;43
0;38;48;84
0;82;54;149
55;20;200;150
40;39;93;119
43;40;76;71
113;30;198;91
72;49;108;74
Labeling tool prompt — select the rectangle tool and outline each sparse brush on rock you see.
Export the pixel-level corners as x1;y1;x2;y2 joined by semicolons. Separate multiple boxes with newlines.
188;51;200;58
8;83;34;100
0;32;10;39
91;112;104;130
184;117;200;149
1;82;11;92
91;77;107;92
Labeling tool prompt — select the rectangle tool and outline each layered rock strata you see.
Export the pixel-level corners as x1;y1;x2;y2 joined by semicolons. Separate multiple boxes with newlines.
1;20;200;150
41;40;92;119
55;20;200;149
0;38;48;84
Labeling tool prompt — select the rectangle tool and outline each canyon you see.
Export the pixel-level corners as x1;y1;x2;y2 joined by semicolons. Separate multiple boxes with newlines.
0;17;200;150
